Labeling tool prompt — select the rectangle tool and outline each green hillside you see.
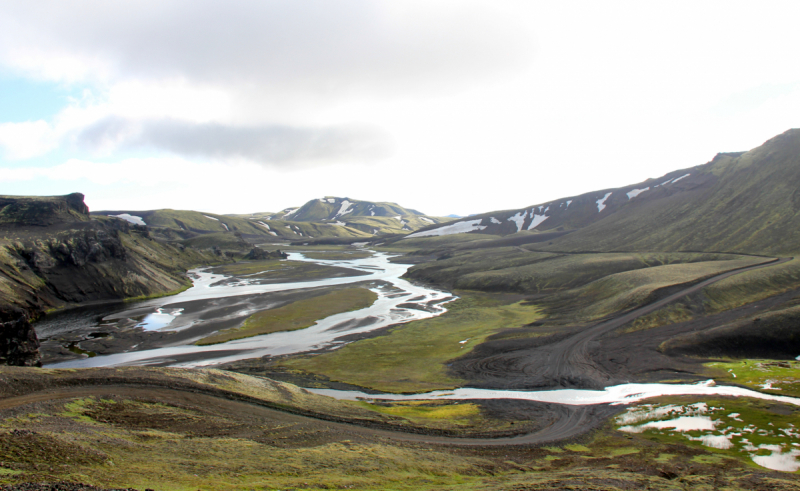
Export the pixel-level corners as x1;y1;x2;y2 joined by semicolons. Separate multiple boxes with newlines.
540;129;800;254
93;208;370;243
404;129;800;256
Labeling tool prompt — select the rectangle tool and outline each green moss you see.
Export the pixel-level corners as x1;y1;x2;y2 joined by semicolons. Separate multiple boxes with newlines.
281;292;544;392
197;287;378;345
704;359;800;397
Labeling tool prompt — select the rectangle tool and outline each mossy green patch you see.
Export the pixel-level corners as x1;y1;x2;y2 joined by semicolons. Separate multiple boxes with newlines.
207;258;367;282
564;444;590;452
280;292;544;392
197;287;378;345
705;359;800;398
614;397;800;471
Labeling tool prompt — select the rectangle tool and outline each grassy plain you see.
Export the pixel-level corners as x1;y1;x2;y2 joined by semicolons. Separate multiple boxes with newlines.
207;258;368;282
301;250;374;260
197;287;378;345
280;292;544;392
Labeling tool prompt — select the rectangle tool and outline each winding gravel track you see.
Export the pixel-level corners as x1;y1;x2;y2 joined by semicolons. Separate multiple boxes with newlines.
0;385;615;447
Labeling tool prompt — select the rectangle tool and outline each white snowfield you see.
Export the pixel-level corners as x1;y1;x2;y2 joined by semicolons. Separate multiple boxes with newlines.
527;214;549;230
596;192;612;212
626;187;650;199
110;214;146;226
405;219;487;238
565;200;573;208
507;211;528;232
221;223;229;231
420;217;435;224
660;173;690;186
393;215;402;221
202;215;219;221
327;198;336;203
490;217;501;224
335;200;354;218
256;222;270;230
333;221;346;227
282;208;299;218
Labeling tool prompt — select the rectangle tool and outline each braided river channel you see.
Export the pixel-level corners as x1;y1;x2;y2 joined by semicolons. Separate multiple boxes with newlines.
38;250;800;470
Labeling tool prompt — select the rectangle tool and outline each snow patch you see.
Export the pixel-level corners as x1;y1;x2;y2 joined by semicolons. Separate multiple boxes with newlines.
671;173;691;184
110;214;146;226
335;200;354;218
626;187;650;199
283;208;299;218
393;215;402;221
596;192;612;212
565;200;572;208
420;217;435;224
221;223;229;231
507;211;528;232
527;214;549;230
490;217;501;224
406;219;487;238
202;215;219;221
327;198;336;203
333;221;346;227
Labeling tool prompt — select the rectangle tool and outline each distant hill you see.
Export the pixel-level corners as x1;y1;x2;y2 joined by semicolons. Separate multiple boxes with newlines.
223;197;453;237
91;209;370;242
405;129;800;255
271;197;424;222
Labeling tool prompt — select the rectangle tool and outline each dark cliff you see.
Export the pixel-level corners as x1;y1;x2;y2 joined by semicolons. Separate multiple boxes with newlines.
0;193;219;366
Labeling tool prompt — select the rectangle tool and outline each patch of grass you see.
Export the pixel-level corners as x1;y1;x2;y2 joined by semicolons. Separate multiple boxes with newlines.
547;257;764;322
610;447;640;456
564;444;590;452
355;401;485;430
705;359;800;398
703;257;800;313
207;259;367;282
301;250;374;260
280;292;544;392
122;281;192;303
197;287;378;345
614;396;800;471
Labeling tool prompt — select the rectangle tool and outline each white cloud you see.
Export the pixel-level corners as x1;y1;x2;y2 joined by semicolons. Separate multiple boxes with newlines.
0;120;58;159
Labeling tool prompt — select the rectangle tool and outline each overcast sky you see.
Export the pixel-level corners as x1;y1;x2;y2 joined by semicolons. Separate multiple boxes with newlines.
1;1;799;216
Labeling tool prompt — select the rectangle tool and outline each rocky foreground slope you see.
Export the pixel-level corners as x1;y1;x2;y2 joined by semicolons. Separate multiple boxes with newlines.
0;193;219;366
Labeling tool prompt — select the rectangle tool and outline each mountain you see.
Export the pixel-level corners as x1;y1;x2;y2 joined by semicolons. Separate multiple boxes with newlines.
275;197;423;221
92;208;370;242
404;129;800;256
224;197;453;237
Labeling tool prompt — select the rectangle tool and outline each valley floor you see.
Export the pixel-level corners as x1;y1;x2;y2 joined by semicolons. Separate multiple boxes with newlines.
5;244;800;489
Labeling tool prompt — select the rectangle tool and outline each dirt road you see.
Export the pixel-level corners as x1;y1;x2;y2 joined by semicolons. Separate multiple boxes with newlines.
452;257;789;390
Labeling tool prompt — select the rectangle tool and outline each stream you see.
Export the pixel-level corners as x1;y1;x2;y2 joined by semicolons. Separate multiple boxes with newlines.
46;251;454;368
